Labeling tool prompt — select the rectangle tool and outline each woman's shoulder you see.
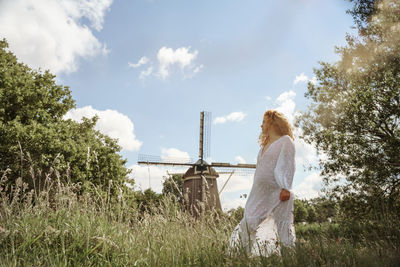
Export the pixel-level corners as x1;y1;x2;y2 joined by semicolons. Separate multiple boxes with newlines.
282;135;294;142
279;135;295;149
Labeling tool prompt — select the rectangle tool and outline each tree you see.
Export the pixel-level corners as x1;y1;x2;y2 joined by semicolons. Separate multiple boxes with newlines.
347;0;378;33
162;174;183;202
0;39;130;194
306;205;317;223
309;197;338;223
227;206;244;224
294;199;309;223
294;0;400;221
134;188;163;214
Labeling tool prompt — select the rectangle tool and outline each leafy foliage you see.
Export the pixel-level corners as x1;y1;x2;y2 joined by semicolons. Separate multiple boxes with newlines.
294;197;338;224
162;174;184;203
294;0;400;222
294;199;309;223
0;39;130;194
227;206;244;225
347;0;378;33
134;188;164;214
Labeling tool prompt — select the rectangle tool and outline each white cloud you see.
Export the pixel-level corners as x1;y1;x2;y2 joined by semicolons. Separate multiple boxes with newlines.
139;66;153;80
266;96;272;101
132;46;203;80
157;46;200;79
293;73;317;85
234;156;246;164
293;172;324;200
275;90;297;124
193;64;204;73
276;90;296;101
161;148;191;163
0;0;111;74
310;76;317;85
293;73;309;85
62;0;112;31
214;112;246;124
128;56;149;68
64;106;142;151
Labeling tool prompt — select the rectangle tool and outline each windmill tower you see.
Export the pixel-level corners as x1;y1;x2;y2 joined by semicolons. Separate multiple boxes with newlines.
138;111;256;217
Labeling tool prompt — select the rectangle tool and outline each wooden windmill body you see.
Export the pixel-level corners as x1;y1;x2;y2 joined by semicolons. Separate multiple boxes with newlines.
182;159;221;216
138;111;256;217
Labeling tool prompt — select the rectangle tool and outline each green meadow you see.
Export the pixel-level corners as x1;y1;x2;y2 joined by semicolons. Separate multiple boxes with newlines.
0;171;398;266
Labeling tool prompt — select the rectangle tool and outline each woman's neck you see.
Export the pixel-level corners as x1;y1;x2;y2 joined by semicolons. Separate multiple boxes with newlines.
262;134;283;147
268;133;283;142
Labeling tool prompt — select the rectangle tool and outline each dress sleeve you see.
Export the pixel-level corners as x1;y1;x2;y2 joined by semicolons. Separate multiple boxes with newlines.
273;137;295;191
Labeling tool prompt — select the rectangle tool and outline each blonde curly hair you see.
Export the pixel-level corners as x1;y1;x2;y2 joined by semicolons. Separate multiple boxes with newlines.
258;110;295;146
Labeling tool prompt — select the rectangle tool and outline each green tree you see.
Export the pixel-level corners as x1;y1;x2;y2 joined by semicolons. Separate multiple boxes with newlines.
294;0;400;222
306;205;317;223
0;39;130;194
162;174;183;203
134;188;163;214
227;206;244;224
347;0;378;33
294;199;309;223
309;197;338;223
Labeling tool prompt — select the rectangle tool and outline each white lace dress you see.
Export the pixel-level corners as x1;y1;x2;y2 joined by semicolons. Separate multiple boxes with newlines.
228;135;296;257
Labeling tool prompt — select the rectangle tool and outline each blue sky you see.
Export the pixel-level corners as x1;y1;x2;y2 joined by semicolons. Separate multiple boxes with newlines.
0;0;355;211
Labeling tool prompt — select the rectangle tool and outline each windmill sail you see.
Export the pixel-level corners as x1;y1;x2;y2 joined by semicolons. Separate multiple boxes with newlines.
203;111;211;159
199;111;211;161
138;154;195;166
210;162;256;169
199;112;203;160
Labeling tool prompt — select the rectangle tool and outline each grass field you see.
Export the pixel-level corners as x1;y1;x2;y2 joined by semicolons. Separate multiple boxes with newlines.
0;175;399;266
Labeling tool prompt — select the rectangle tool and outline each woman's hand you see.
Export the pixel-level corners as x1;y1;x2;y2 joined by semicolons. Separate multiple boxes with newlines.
280;189;290;201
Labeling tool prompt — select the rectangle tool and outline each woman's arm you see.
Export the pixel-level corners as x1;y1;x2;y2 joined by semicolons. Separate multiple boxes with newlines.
273;137;296;201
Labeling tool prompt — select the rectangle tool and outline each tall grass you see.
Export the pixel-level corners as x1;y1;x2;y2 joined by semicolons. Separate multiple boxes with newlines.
0;167;399;266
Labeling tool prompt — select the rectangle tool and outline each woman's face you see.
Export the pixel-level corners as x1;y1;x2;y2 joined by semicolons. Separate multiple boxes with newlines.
261;117;270;134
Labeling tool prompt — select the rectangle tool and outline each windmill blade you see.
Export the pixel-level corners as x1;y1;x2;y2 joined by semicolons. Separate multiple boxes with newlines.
218;170;235;195
138;154;195;166
198;111;211;161
203;111;211;159
217;168;255;195
199;112;204;160
212;166;256;175
166;171;234;176
210;162;256;169
138;161;195;167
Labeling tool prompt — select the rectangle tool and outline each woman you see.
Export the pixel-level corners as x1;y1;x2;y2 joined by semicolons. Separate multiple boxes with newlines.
228;110;296;257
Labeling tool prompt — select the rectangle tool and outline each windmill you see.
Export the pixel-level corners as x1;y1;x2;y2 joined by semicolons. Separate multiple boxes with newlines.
138;111;256;217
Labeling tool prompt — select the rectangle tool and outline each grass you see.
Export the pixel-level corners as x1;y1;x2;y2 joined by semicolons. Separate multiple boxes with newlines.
0;169;399;266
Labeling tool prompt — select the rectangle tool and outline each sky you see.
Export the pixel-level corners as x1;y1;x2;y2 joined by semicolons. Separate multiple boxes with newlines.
0;0;355;211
